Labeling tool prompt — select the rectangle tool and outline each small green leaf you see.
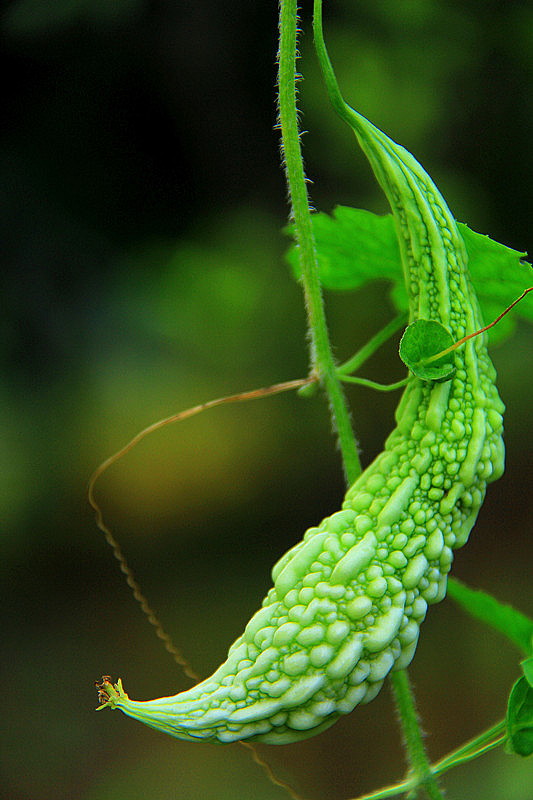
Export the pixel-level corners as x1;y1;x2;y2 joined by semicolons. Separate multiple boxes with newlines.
285;206;532;344
522;658;533;688
398;320;456;381
506;676;533;757
447;578;533;655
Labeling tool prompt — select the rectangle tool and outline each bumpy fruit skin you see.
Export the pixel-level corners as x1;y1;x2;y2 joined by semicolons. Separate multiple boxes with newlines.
99;111;505;744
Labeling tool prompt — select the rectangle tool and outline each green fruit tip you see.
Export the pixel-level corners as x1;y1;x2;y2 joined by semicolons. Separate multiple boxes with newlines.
95;676;128;711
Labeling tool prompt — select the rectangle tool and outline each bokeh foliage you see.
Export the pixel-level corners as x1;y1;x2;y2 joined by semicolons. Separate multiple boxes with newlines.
2;1;532;798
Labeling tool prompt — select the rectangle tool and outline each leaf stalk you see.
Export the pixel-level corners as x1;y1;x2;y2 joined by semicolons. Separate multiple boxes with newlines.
424;286;533;365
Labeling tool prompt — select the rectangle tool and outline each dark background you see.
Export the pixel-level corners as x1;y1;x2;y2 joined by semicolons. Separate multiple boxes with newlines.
2;1;532;798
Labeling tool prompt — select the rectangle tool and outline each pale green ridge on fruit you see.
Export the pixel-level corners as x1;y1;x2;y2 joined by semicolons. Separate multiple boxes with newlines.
99;108;505;744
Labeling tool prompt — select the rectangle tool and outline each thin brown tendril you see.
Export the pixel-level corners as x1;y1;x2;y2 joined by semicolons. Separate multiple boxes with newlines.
88;376;315;505
425;286;533;364
239;741;307;800
90;502;201;681
89;375;315;799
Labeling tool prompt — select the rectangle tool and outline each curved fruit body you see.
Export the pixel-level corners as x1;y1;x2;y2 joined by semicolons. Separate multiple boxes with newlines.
98;110;505;744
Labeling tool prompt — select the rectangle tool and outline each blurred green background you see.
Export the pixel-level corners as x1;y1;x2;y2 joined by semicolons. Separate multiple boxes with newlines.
2;0;532;798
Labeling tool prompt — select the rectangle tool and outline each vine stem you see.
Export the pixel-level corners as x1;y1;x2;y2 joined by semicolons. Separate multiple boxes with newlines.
389;671;445;800
344;719;507;799
278;0;361;485
432;719;506;776
279;1;447;797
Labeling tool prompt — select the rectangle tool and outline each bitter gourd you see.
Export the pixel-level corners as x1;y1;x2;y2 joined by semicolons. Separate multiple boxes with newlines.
97;107;505;745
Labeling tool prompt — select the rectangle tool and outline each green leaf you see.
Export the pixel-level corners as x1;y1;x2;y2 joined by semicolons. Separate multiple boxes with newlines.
522;658;533;688
286;205;403;290
506;676;533;757
398;319;456;381
447;577;533;655
459;224;532;343
286;207;532;343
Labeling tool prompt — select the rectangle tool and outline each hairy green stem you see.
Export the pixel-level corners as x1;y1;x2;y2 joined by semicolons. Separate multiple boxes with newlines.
389;671;445;800
278;0;362;484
